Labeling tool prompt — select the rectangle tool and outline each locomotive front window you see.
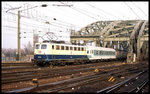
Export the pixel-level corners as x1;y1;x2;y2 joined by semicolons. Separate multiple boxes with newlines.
36;44;40;49
41;44;47;49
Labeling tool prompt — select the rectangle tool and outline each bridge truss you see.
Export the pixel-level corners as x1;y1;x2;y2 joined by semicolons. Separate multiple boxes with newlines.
70;20;149;60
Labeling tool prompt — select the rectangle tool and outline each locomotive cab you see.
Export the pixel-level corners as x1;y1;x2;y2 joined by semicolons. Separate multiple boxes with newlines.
34;43;50;65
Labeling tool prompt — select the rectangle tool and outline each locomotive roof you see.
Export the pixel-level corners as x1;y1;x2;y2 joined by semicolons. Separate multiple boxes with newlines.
35;42;86;47
35;42;115;51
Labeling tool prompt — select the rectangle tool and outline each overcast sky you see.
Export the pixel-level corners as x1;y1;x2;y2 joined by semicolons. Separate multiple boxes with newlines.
2;1;148;49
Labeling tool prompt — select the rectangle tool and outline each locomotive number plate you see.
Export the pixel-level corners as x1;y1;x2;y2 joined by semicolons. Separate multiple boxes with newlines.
38;56;41;58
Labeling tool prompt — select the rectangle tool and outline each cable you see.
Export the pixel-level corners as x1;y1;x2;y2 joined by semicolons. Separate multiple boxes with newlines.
85;3;121;20
2;12;72;31
124;2;141;19
3;10;78;31
3;3;83;31
60;2;98;20
74;4;107;20
131;2;147;17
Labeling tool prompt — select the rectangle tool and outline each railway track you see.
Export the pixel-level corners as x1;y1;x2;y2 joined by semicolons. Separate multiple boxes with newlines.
35;66;148;93
2;61;123;84
2;60;120;72
3;62;148;93
96;70;149;93
2;62;125;84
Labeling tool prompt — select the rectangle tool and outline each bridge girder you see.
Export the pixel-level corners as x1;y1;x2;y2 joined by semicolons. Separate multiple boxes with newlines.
70;20;149;60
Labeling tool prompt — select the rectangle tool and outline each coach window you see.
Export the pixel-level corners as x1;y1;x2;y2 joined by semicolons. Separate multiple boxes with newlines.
111;52;113;55
96;51;99;55
99;51;101;55
36;44;40;49
101;51;103;55
70;47;73;50
56;45;60;50
110;52;112;55
41;44;47;49
61;46;64;50
106;51;108;55
113;52;115;55
104;51;106;55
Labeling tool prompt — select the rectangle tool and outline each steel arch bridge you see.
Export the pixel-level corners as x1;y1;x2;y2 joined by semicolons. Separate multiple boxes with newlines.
70;20;149;60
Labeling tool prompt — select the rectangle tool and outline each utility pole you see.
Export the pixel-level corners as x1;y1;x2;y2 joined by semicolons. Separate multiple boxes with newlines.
7;3;72;61
17;10;21;61
15;4;48;61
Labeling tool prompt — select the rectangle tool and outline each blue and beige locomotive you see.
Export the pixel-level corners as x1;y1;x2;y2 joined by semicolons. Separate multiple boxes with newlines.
33;41;116;66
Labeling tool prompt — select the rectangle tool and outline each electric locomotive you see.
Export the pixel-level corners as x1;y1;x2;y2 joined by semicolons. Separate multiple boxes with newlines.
33;41;88;66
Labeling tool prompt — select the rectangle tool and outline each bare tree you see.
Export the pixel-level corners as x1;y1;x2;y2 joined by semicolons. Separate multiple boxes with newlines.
23;41;33;55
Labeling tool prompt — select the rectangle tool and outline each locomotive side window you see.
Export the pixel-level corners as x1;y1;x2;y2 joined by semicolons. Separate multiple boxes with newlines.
61;46;64;50
81;47;84;51
36;44;40;49
66;46;69;50
41;44;47;49
56;45;60;50
78;47;80;51
87;50;89;54
74;47;77;51
70;47;73;50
